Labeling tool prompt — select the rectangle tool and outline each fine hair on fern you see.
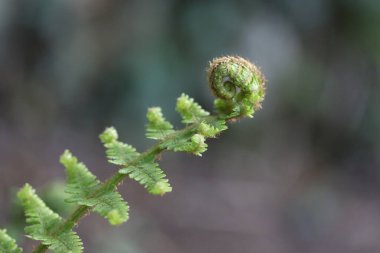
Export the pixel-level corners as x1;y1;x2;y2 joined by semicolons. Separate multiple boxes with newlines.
0;56;265;253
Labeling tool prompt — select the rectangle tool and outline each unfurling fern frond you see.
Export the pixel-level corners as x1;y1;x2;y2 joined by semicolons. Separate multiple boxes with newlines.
2;56;265;253
17;184;83;253
0;229;22;253
208;56;265;118
60;150;129;225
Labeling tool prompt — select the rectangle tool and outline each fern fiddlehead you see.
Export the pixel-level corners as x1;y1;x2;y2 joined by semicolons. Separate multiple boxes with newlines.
0;56;265;253
208;56;265;119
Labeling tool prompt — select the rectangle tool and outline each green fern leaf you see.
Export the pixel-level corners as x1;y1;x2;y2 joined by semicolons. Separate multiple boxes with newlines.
146;107;175;140
42;230;83;253
0;229;22;253
161;130;208;156
100;127;139;165
119;154;172;195
60;150;99;204
176;93;210;124
92;191;129;225
198;120;227;138
60;150;129;225
18;184;83;253
104;141;139;166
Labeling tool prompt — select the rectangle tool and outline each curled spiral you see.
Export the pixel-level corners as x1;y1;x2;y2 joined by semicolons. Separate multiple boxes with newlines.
207;56;265;119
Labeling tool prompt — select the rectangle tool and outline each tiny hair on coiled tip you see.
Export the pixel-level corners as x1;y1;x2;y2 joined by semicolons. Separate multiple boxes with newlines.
207;56;265;119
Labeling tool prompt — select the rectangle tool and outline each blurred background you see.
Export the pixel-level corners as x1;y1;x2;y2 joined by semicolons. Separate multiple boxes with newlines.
1;0;380;252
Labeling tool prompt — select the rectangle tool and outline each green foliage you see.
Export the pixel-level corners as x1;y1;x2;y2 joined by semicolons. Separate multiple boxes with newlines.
176;93;210;123
198;120;228;138
17;184;83;253
61;150;129;225
100;127;139;165
161;131;208;156
146;107;175;140
208;56;265;118
101;127;172;195
91;191;129;226
1;56;265;253
119;154;172;195
61;150;100;205
0;229;22;253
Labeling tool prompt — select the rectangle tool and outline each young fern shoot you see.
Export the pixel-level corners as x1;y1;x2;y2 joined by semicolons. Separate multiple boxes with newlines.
0;56;265;253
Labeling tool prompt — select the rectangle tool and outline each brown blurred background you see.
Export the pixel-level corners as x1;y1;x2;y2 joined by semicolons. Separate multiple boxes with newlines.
1;0;380;252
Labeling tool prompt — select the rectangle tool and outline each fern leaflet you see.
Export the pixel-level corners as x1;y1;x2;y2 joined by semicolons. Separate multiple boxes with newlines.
0;229;22;253
119;153;172;195
100;127;139;165
176;93;210;124
18;184;83;253
60;150;129;225
146;107;175;140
